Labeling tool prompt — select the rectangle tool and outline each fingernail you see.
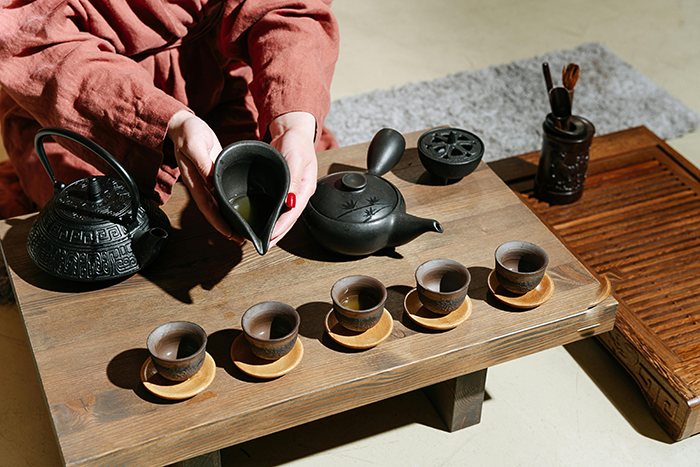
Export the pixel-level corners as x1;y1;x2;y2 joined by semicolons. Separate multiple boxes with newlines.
206;173;214;190
285;193;296;209
229;236;245;246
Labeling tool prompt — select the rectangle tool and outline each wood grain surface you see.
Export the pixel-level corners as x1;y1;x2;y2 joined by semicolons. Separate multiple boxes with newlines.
491;126;700;440
0;129;616;466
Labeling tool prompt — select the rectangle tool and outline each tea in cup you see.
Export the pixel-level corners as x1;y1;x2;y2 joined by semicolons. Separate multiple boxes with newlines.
331;275;387;332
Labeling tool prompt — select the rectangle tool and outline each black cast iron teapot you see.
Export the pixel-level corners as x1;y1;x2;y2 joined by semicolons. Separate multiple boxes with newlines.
26;127;171;282
302;128;443;256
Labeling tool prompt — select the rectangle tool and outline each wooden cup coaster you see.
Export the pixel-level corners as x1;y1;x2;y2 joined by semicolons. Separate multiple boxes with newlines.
487;270;554;309
231;334;303;379
403;288;472;330
141;352;216;400
325;308;393;350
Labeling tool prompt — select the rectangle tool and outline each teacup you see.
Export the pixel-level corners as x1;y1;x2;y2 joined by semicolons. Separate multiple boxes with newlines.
241;302;300;360
495;241;549;294
147;321;208;382
415;259;471;314
331;275;387;332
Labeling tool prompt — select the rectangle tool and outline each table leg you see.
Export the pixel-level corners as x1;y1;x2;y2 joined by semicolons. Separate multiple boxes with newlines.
172;451;221;467
423;368;488;432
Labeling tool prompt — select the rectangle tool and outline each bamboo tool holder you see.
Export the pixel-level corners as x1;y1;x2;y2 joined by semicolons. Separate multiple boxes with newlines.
535;114;595;204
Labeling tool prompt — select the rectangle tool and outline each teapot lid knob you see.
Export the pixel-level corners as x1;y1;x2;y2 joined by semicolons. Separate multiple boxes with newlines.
87;177;104;203
341;173;367;191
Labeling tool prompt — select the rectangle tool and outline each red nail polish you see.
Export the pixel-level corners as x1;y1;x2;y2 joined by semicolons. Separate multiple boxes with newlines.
285;193;296;209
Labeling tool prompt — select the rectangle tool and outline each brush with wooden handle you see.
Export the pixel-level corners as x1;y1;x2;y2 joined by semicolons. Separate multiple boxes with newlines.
562;63;580;106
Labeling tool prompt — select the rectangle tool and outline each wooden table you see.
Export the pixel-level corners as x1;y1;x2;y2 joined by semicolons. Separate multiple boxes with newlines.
490;126;700;441
0;129;616;466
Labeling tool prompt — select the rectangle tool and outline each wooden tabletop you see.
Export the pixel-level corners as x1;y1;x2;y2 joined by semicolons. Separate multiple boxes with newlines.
0;129;617;466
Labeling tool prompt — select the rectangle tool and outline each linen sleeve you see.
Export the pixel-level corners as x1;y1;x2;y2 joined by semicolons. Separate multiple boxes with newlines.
0;1;189;193
219;0;339;144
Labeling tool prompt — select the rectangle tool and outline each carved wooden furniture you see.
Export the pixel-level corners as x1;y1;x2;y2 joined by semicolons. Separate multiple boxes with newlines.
491;126;700;441
0;129;616;466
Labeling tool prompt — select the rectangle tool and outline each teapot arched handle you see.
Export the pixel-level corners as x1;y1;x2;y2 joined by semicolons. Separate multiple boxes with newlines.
34;127;141;225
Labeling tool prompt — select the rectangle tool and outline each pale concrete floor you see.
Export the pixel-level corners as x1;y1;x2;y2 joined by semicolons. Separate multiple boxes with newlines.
2;0;700;466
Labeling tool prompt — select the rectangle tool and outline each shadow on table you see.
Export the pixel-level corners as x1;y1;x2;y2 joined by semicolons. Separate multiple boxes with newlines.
296;298;410;354
107;347;182;405
276;222;359;263
140;198;242;304
277;220;406;263
564;338;674;443
467;265;535;313
207;328;279;384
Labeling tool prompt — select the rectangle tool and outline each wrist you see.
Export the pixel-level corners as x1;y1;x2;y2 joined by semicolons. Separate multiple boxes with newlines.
269;111;317;143
167;110;194;139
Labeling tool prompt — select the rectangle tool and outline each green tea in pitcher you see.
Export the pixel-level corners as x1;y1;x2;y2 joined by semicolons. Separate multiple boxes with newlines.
229;192;274;233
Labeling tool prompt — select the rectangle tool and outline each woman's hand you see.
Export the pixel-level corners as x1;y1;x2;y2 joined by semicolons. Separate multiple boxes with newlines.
167;110;317;249
267;111;318;247
167;110;244;243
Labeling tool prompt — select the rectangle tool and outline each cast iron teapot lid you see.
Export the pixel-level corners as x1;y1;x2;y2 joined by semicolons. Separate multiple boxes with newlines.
26;127;171;282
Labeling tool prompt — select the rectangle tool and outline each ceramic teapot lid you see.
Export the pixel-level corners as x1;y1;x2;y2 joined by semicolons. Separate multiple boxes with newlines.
310;172;398;223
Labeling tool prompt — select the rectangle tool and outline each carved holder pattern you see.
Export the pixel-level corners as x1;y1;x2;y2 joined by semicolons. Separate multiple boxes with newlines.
534;115;595;205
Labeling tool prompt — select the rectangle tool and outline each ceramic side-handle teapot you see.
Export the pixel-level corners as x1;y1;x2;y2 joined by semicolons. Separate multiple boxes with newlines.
302;128;443;256
26;127;171;282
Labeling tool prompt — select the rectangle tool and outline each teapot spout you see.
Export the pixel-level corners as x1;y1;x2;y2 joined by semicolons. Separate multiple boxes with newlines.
388;214;443;248
133;227;169;268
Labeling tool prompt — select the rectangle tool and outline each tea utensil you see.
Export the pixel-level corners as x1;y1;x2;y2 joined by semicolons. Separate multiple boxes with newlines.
542;62;554;92
549;87;572;130
562;63;580;106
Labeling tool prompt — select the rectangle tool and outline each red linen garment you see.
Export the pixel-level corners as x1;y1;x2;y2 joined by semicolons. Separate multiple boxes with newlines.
0;0;339;218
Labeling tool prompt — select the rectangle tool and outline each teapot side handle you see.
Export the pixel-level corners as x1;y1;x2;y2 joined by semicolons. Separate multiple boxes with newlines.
366;128;406;176
34;127;141;226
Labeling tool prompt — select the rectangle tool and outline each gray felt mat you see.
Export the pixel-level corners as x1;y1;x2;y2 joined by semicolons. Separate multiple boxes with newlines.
325;42;699;162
